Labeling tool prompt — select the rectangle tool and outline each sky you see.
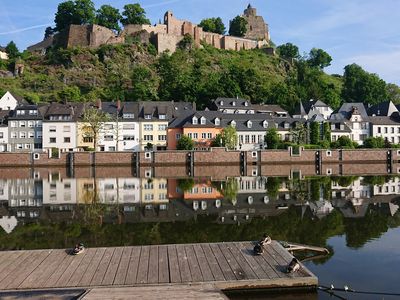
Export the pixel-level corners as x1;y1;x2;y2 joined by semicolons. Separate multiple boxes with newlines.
0;0;399;85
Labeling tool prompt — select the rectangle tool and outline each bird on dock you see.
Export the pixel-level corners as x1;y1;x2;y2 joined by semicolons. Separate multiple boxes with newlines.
260;233;272;245
253;242;263;255
253;234;272;255
286;257;300;273
72;243;85;255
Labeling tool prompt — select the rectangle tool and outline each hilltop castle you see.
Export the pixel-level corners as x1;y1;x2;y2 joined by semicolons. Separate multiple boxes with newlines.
28;4;271;54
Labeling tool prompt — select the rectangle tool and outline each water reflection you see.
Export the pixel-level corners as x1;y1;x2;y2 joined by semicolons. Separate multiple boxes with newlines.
0;169;399;251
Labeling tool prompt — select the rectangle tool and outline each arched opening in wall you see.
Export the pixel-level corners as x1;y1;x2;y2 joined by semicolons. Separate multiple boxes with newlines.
250;26;253;31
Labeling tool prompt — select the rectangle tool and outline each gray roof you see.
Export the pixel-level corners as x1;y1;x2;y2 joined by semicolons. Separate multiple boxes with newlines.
369;115;400;125
367;101;398;117
137;101;195;121
294;99;330;116
331;103;369;120
43;102;85;121
8;104;43;120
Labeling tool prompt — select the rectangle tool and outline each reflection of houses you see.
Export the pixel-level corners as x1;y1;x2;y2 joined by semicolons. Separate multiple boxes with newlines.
141;178;168;204
0;216;17;234
8;179;42;220
373;177;400;195
97;178;141;204
42;173;77;205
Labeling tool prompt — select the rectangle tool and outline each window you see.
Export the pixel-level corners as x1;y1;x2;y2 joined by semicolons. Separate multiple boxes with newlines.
123;135;135;140
159;114;166;120
263;121;268;128
104;135;114;141
144;114;152;120
36;121;42;127
28;132;35;138
144;194;154;201
11;132;17;139
25;144;31;149
109;146;116;151
202;133;207;139
19;132;26;139
34;143;42;149
251;135;256;143
392;127;395;134
36;132;42;139
247;121;252;128
123;113;134;119
377;127;381;133
50;126;56;132
144;135;153;141
83;137;93;143
29;110;37;115
158;124;167;131
215;118;220;126
10;121;17;128
19;121;26;127
17;110;25;116
245;135;250;143
28;121;34;128
144;124;153;131
158;135;167;141
200;117;206;125
64;137;71;143
193;133;198;139
230;120;236;128
207;133;212;139
17;144;23;149
63;126;71;132
0;132;3;139
176;133;181;140
385;127;388;134
192;117;198;125
360;134;367;141
50;138;56;143
104;124;113;130
123;124;135;130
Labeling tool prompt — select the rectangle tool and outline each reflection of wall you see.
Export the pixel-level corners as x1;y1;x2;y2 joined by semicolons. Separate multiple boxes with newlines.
0;179;9;202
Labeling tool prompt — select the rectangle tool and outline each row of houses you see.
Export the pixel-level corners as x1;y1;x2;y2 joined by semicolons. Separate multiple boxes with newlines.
1;91;400;153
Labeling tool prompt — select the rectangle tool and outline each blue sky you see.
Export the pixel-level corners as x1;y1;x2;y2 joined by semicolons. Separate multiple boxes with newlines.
0;0;399;84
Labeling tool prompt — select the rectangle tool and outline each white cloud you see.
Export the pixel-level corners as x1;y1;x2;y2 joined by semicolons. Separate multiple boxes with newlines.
0;24;51;35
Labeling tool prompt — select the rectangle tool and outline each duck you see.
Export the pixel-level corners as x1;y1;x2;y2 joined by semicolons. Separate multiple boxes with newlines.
286;257;300;273
72;243;85;255
253;242;263;255
260;234;272;245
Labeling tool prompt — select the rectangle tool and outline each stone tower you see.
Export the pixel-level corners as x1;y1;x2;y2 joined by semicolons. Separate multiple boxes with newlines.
242;4;270;42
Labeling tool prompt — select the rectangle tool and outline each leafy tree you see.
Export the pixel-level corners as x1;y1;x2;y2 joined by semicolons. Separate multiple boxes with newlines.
386;83;400;104
277;43;299;60
307;48;332;69
44;27;55;39
211;133;223;147
199;17;226;34
363;136;385;148
342;64;388;105
129;65;159;101
54;0;96;32
121;3;150;25
177;135;194;150
178;34;194;50
322;122;331;142
265;127;280;149
290;123;307;145
222;125;238;150
5;41;19;59
310;122;320;145
96;5;122;32
177;178;195;192
229;16;247;37
58;86;81;102
332;136;356;149
82;106;110;150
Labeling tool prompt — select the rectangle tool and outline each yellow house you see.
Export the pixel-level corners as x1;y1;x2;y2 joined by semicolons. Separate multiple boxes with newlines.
140;178;169;204
77;122;95;150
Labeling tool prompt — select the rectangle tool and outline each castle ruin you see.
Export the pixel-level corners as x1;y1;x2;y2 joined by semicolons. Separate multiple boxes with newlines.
28;5;271;54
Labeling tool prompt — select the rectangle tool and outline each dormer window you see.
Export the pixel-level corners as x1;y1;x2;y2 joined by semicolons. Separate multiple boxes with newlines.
144;114;151;120
247;120;252;128
244;101;249;107
192;116;198;125
284;122;290;129
220;100;224;106
123;113;134;119
159;114;166;120
230;120;236;128
232;101;236;107
263;120;268;128
215;118;220;126
200;116;206;125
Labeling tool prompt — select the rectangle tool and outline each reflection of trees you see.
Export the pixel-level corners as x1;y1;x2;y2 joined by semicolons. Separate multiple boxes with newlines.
331;176;359;187
177;178;195;192
266;177;283;200
214;178;239;205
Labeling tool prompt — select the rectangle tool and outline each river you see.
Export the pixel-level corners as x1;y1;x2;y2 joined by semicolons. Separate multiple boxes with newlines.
0;168;399;299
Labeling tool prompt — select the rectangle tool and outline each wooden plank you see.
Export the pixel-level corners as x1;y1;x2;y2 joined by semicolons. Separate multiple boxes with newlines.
246;242;280;279
225;243;257;280
124;246;141;285
4;250;51;289
158;245;169;283
270;242;309;278
113;247;133;285
90;248;115;286
66;248;97;287
43;251;76;288
175;244;192;283
209;244;236;281
19;249;62;289
55;248;90;288
201;244;225;282
79;248;107;287
147;246;159;284
0;251;32;285
217;243;245;280
193;244;214;282
236;242;268;280
136;246;150;284
0;251;26;276
184;244;203;282
263;242;290;278
167;245;181;283
102;247;124;285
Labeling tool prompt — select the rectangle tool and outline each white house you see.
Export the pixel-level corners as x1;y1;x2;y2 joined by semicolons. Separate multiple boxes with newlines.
42;175;77;205
0;47;8;60
97;178;141;204
0;91;21;111
0;123;8;152
42;103;84;153
293;99;333;120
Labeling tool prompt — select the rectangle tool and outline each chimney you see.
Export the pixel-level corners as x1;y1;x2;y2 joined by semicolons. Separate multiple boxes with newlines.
96;99;102;110
117;99;121;111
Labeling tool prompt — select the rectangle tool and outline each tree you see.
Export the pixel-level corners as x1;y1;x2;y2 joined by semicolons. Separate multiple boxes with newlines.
96;5;122;32
363;136;385;148
121;3;150;25
386;83;400;104
178;34;194;50
211;133;224;147
332;136;355;149
58;86;81;102
54;0;96;32
307;48;332;69
221;125;238;150
277;43;299;60
229;16;247;37
177;135;194;150
44;27;55;39
310;122;320;145
322;122;331;142
342;64;388;105
290;123;307;145
199;17;226;34
82;106;110;150
265;128;280;149
5;41;19;59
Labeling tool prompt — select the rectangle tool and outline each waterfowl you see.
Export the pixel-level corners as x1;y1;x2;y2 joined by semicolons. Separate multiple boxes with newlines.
72;243;85;255
260;234;272;245
287;257;300;273
253;242;263;255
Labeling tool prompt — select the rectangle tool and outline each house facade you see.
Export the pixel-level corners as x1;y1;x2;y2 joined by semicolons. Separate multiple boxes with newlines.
0;91;21;111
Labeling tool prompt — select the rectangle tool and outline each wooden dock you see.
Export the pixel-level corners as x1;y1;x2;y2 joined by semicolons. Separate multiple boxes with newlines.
0;241;317;294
